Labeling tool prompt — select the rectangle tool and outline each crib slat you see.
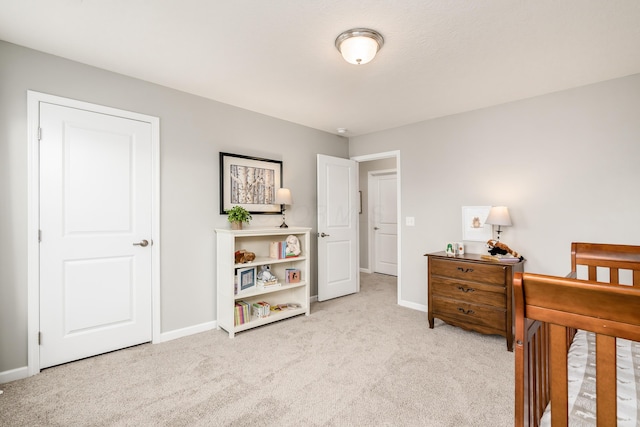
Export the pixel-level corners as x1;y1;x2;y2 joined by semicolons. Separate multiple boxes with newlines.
539;323;550;422
596;334;616;427
533;329;542;426
549;324;568;426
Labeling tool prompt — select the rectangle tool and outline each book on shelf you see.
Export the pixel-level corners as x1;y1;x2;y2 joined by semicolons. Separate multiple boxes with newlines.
234;300;251;326
270;303;289;312
269;239;301;260
269;241;280;259
499;257;522;262
285;268;301;283
257;279;281;289
481;254;521;263
252;301;271;319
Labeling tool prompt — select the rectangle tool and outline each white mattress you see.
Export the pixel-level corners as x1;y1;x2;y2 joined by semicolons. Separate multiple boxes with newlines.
540;330;640;426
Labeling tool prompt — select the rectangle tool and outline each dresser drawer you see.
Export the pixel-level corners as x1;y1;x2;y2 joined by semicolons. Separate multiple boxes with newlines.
430;258;506;285
432;296;506;331
430;276;505;307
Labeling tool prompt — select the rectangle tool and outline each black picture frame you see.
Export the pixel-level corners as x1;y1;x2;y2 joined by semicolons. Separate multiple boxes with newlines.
220;152;283;215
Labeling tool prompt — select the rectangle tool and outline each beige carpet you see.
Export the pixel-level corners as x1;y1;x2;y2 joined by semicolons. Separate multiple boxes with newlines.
1;273;514;426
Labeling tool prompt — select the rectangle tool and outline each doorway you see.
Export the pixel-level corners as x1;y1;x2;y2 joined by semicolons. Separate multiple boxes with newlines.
351;151;401;304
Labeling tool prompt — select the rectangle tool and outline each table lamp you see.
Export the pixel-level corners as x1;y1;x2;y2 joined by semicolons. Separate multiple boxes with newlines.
275;188;292;228
485;206;512;241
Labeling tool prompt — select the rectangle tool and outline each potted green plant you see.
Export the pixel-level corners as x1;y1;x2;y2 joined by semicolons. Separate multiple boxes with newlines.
226;205;252;230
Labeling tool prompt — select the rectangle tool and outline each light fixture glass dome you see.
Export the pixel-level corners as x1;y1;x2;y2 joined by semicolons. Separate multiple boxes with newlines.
335;28;384;65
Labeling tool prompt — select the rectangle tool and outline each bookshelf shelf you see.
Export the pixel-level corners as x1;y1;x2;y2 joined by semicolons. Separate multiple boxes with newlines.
233;307;307;333
215;227;311;338
235;281;307;299
233;255;306;269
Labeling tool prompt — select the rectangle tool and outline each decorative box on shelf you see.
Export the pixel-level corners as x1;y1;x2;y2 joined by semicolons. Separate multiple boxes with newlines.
215;227;311;338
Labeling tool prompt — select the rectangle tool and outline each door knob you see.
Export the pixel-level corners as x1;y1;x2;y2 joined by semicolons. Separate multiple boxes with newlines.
374;227;380;230
133;239;149;247
319;232;330;238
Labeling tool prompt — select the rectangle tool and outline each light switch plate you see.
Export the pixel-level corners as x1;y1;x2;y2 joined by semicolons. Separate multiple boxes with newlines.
406;217;415;226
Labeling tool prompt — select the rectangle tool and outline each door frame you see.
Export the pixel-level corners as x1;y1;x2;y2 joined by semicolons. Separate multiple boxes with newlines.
351;151;401;305
26;91;161;376
368;169;397;276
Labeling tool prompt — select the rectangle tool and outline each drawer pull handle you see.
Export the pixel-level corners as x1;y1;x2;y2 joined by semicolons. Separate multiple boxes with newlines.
456;267;474;273
457;286;475;293
457;308;475;315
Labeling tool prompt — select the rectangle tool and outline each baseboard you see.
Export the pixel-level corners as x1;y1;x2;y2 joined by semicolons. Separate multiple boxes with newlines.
156;320;218;343
359;268;372;274
398;299;427;312
309;295;318;303
0;366;29;384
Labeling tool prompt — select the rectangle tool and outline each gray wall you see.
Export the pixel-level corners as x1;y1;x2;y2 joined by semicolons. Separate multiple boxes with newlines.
358;158;397;270
0;40;348;373
350;73;640;308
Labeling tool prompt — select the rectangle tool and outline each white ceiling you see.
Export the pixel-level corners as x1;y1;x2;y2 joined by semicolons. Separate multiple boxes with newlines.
2;1;640;137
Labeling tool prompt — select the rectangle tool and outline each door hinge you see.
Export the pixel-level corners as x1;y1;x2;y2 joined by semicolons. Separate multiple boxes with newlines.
38;127;42;141
38;229;42;242
38;332;42;345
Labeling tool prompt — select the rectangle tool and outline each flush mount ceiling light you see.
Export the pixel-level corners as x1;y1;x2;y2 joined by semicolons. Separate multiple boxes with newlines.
335;28;384;65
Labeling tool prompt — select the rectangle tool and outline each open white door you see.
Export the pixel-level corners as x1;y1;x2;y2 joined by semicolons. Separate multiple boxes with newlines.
317;154;358;301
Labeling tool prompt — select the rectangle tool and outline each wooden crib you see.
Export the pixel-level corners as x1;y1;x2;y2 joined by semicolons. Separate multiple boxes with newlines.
514;242;640;426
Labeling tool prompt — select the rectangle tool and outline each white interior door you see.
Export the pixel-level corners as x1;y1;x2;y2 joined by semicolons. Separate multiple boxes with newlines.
317;154;358;301
39;102;153;369
370;172;398;276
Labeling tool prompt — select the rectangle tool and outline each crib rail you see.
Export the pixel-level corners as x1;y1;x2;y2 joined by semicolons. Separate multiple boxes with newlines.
514;272;640;427
572;242;640;286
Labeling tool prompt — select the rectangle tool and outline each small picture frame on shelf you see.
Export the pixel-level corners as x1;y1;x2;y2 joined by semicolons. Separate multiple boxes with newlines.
237;266;256;293
285;268;301;283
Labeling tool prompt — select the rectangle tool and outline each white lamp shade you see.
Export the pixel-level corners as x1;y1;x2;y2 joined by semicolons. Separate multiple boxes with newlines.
275;188;292;205
485;206;512;226
339;36;379;65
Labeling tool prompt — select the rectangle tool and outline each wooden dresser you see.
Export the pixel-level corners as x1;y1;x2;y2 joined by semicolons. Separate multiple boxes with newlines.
425;252;524;351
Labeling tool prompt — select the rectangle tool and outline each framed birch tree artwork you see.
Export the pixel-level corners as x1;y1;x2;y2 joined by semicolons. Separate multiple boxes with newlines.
220;152;283;214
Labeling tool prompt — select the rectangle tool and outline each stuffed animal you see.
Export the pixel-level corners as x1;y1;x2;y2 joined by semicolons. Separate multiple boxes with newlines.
487;239;524;260
234;249;256;264
257;265;277;283
285;235;301;257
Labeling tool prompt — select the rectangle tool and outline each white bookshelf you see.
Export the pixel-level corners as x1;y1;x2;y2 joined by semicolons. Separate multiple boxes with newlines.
215;226;311;338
